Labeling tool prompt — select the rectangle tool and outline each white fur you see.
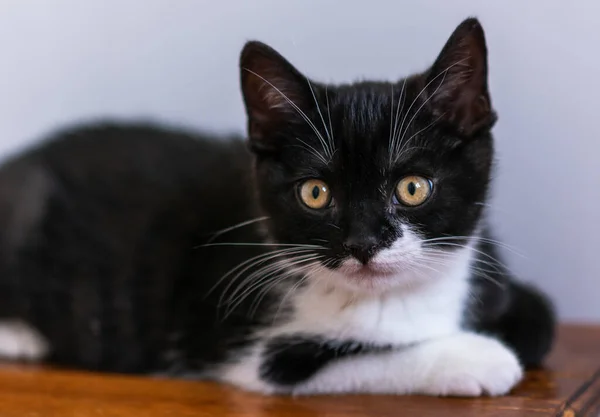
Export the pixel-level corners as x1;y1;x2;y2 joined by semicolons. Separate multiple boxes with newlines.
217;345;277;394
0;320;49;361
218;226;524;396
272;227;473;345
292;332;522;396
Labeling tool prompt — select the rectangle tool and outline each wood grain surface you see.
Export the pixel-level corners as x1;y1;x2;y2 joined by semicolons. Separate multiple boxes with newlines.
0;324;598;417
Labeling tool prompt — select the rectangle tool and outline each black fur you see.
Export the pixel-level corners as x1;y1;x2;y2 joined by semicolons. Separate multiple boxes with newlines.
0;124;271;372
260;335;392;386
466;234;555;368
0;17;554;388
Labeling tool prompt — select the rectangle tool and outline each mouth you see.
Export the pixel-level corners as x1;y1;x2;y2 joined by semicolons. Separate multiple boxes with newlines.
337;259;400;277
320;259;405;293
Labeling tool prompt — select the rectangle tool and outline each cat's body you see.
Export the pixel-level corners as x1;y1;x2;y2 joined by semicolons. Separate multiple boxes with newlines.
0;18;554;396
0;124;261;373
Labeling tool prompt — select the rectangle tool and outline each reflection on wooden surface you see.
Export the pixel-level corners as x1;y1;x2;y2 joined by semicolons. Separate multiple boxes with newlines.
555;367;600;417
0;324;597;417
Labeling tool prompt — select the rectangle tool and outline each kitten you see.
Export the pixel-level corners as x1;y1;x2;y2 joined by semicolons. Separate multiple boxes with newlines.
0;17;554;396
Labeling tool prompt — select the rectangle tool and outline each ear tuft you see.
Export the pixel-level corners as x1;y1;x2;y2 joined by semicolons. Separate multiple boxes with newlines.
426;18;496;136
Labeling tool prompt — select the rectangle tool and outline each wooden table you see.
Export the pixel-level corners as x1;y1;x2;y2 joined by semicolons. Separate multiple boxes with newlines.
0;324;598;417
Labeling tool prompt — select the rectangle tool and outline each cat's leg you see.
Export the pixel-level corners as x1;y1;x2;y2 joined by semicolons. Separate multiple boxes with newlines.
0;162;52;362
220;331;523;396
0;320;49;361
477;280;555;368
468;232;556;368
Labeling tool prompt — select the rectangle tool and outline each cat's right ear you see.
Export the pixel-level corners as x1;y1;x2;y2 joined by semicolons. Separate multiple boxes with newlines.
240;41;312;152
425;18;496;137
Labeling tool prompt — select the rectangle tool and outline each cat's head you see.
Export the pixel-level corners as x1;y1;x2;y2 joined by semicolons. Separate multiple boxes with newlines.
240;18;496;293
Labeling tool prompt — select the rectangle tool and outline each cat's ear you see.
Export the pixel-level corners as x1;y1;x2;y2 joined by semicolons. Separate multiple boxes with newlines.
426;18;496;136
240;41;312;151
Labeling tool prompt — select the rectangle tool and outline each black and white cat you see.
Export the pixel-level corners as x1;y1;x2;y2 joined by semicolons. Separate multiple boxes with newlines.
0;18;554;396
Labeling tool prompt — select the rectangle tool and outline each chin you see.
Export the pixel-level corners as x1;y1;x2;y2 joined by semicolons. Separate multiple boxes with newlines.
322;258;424;295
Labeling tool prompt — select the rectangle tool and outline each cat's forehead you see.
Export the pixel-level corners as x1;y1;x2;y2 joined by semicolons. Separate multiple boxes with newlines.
322;79;427;155
333;82;394;117
312;85;394;185
329;79;419;137
287;78;440;179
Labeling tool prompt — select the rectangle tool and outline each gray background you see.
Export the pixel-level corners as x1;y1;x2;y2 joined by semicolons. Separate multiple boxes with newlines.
0;1;598;321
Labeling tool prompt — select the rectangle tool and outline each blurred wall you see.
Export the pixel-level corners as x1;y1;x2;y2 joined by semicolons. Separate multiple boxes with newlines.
0;0;598;321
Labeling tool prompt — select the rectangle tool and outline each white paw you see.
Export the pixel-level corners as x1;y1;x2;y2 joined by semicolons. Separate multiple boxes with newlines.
419;333;523;397
0;320;49;361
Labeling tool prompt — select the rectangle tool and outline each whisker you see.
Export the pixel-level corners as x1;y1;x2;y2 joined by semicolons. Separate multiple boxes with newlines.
395;71;449;158
217;248;317;305
420;235;524;257
406;259;444;277
292;141;328;165
272;273;312;324
391;145;429;164
306;77;334;157
197;242;324;249
229;264;293;314
242;68;332;160
388;83;395;163
248;257;329;318
389;78;407;166
292;138;329;165
249;274;291;317
392;58;469;164
206;216;269;244
219;264;291;321
325;86;334;153
310;238;330;243
468;269;506;289
256;258;332;322
421;241;511;270
224;252;318;305
223;261;283;308
205;247;314;298
393;116;443;164
470;257;505;274
413;252;506;289
224;254;322;318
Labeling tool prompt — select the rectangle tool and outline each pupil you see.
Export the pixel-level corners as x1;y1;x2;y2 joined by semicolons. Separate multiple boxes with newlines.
312;186;320;199
407;182;417;196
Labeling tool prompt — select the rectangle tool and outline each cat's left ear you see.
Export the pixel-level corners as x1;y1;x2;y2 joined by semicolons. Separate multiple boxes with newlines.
426;18;497;136
240;41;313;152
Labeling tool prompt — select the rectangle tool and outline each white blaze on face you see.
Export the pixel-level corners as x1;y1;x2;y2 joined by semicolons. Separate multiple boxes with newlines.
321;225;474;294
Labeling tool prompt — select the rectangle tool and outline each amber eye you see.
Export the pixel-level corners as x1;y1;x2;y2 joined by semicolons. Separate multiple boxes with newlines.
395;176;433;207
298;179;332;209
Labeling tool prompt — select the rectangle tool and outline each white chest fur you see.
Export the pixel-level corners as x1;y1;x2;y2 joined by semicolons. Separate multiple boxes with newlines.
217;244;490;394
271;245;474;346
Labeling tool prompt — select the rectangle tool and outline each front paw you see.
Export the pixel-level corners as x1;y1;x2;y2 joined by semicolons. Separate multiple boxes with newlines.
418;333;523;397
